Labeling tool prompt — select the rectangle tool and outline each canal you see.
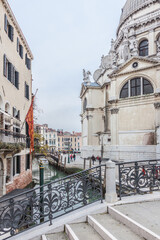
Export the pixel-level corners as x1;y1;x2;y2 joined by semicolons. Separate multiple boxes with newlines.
32;158;67;186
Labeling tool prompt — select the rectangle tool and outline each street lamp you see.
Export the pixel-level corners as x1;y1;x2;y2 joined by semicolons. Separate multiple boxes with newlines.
67;138;70;163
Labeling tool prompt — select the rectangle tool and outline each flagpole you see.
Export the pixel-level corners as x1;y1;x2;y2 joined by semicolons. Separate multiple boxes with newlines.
20;88;38;133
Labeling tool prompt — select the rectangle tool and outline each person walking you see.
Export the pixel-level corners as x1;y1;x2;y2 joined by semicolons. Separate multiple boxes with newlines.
73;153;76;161
91;155;95;165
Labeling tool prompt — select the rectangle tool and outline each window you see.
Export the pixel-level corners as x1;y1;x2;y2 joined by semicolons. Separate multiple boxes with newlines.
120;82;128;98
139;40;148;56
143;79;153;94
4;14;14;42
120;77;153;99
131;78;141;97
25;53;31;70
13;156;21;176
17;38;23;59
13;107;20;119
5;103;10;113
26;154;30;170
25;82;29;100
3;55;19;89
83;98;87;112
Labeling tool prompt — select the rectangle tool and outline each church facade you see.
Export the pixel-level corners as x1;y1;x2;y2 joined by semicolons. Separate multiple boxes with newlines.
80;0;160;162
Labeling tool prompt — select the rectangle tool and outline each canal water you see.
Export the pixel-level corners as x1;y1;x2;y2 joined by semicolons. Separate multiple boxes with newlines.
32;158;67;186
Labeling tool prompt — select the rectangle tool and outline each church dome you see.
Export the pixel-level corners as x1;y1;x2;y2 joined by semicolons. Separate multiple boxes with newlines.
118;0;158;33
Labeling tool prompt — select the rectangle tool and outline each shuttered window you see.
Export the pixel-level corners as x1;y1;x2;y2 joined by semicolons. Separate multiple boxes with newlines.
25;53;31;70
4;14;7;32
13;156;21;176
8;62;12;81
4;14;14;41
25;82;29;100
8;25;14;41
15;71;19;89
3;54;19;89
17;37;23;59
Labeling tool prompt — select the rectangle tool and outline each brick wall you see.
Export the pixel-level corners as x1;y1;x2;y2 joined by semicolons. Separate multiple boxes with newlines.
6;154;32;194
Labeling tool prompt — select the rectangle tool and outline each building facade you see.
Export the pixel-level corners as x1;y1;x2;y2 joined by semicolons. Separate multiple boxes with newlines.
34;124;57;152
0;0;33;195
80;0;160;161
57;130;82;152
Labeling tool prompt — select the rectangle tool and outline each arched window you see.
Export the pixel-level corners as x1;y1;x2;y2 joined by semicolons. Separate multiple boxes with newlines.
83;98;87;112
139;40;148;56
120;77;153;99
143;79;153;94
120;82;128;98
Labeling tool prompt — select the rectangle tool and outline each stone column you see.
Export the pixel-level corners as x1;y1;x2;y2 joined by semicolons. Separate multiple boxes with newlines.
154;102;160;159
105;160;117;203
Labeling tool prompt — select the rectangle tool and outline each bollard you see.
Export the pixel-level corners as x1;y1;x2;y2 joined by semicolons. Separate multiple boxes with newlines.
84;158;86;170
105;160;117;203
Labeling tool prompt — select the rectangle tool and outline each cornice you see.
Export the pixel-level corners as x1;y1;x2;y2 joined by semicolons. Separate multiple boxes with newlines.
2;0;33;60
108;57;160;78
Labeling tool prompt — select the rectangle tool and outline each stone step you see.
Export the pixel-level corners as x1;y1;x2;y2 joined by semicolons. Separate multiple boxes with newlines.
43;232;69;240
88;213;144;240
113;201;160;237
108;206;160;240
66;222;103;240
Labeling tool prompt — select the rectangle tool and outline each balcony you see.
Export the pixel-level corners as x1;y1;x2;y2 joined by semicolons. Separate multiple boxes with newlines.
0;111;28;148
0;128;26;144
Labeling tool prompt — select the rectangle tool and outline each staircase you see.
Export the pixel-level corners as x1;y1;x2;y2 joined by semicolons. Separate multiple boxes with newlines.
41;204;160;240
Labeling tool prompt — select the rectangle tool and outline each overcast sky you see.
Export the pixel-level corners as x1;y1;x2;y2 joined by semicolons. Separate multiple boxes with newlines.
8;0;126;132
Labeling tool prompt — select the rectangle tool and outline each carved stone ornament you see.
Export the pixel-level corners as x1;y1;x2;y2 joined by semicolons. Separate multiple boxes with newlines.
154;102;160;109
111;108;119;114
83;69;91;82
156;36;160;56
86;115;93;120
129;38;138;56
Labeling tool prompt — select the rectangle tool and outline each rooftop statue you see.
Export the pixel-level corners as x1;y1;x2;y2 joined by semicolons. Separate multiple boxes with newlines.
83;69;92;82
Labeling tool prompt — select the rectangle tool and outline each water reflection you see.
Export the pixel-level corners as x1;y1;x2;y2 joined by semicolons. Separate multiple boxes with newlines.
32;158;66;186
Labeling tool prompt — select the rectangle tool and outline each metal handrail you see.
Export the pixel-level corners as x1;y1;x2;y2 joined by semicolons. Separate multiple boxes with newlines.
116;159;160;165
0;164;106;203
116;159;160;199
0;165;105;238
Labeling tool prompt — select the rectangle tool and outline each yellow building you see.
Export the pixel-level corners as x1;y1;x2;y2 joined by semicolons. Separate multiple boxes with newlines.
57;131;82;152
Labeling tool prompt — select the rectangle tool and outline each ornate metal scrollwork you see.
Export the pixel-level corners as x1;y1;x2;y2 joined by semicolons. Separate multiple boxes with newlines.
117;160;160;199
0;165;103;238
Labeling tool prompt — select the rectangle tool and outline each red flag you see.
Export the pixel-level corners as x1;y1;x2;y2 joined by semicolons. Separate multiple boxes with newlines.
26;96;35;154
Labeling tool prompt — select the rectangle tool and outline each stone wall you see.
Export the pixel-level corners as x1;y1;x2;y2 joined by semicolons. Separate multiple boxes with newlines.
81;145;157;162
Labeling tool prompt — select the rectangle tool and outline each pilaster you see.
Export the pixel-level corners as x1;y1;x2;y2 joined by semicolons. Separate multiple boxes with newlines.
111;108;119;145
154;102;160;159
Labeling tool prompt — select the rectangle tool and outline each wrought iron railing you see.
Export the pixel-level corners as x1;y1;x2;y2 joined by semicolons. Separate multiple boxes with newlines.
0;165;104;239
117;160;160;199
